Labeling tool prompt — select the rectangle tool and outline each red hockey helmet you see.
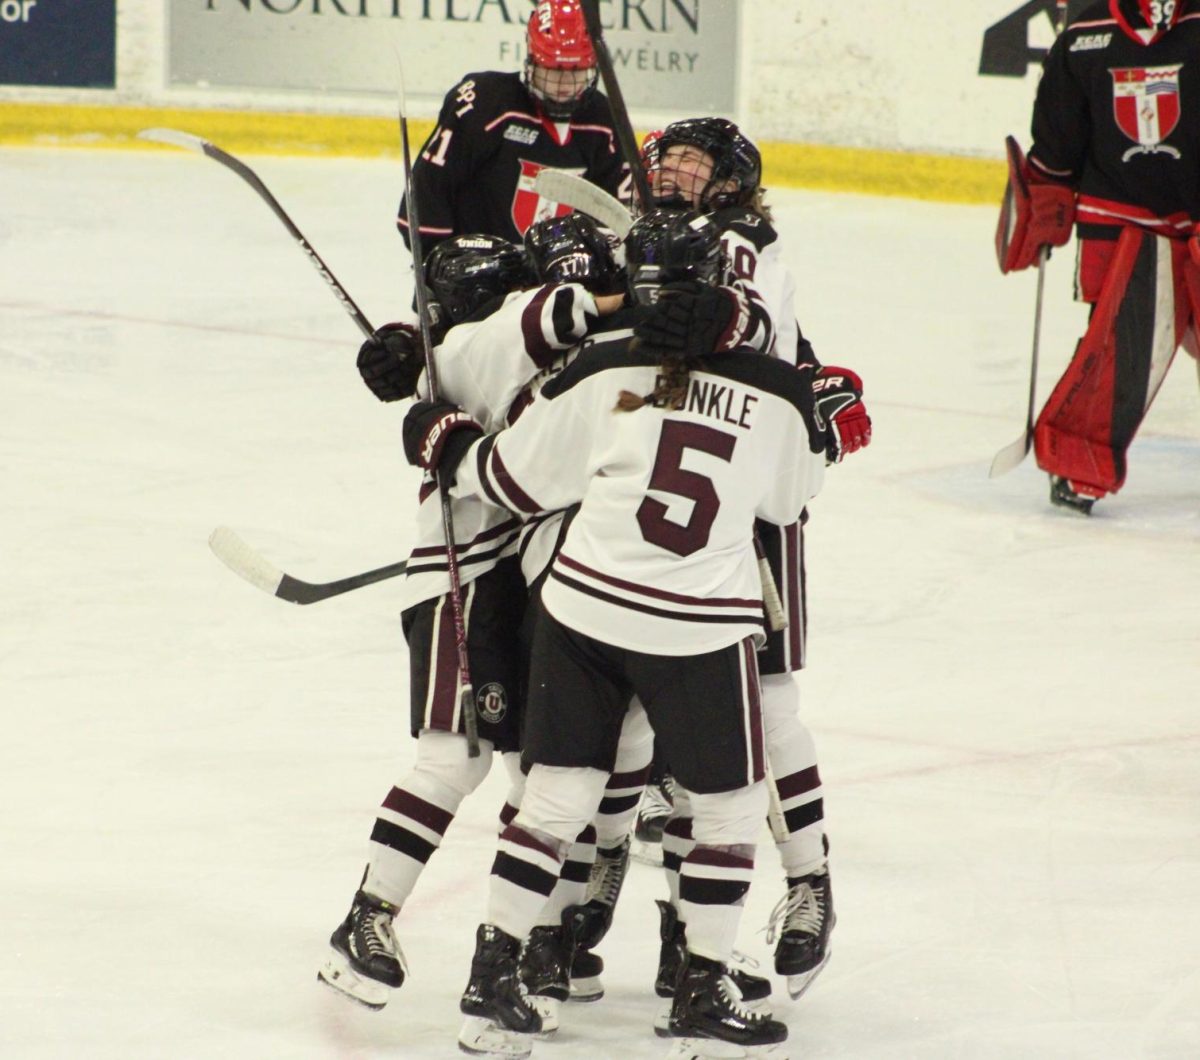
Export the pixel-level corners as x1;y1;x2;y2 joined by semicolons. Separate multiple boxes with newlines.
1137;0;1182;33
527;0;596;69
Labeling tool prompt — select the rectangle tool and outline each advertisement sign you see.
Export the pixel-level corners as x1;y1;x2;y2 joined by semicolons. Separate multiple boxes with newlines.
0;0;116;88
167;0;738;114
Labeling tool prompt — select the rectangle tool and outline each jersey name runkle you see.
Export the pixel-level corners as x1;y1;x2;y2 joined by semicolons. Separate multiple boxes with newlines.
652;375;759;430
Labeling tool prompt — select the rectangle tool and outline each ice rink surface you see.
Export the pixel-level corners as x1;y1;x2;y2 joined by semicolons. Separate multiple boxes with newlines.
2;145;1198;1059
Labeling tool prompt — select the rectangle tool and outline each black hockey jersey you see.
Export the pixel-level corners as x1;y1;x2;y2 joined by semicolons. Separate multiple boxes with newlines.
1030;0;1200;235
398;71;629;248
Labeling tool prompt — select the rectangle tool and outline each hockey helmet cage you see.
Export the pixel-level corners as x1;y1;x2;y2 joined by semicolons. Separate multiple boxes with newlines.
524;0;599;120
645;117;762;211
624;209;724;305
1137;0;1181;33
524;212;622;294
423;234;537;325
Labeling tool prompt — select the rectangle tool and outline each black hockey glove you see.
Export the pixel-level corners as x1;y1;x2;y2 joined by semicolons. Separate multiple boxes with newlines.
357;322;425;403
402;399;484;482
812;365;871;463
633;281;748;355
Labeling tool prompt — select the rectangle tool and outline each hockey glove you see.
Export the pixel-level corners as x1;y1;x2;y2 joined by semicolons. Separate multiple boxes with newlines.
995;137;1074;274
633;281;751;355
812;365;871;463
1189;224;1200;269
357;322;425;402
402;399;484;482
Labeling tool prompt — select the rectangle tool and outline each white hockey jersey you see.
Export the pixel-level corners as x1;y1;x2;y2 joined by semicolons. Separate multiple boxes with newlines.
452;345;826;656
397;282;598;611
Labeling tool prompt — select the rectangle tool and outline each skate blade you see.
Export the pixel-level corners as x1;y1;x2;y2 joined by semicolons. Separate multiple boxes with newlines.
784;950;831;1001
567;974;604;1002
317;954;392;1010
665;1038;790;1059
653;998;673;1037
458;1015;534;1058
529;994;560;1035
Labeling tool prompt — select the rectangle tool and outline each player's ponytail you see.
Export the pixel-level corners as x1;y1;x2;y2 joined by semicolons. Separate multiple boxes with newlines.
614;342;691;412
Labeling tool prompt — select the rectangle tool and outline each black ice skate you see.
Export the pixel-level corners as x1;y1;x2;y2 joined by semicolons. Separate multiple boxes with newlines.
1049;475;1098;515
572;835;631;950
317;888;406;1010
567;943;604;1001
654;900;772;1038
517;912;577;1033
636;774;675;843
666;952;788;1058
766;865;835;1000
458;924;541;1058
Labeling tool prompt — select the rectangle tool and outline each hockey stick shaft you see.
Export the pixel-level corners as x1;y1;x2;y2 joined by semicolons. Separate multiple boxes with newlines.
988;1;1070;478
209;527;407;605
396;64;480;757
138;128;375;339
580;0;652;212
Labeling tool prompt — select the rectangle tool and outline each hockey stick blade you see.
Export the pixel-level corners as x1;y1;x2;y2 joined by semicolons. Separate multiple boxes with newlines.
988;432;1032;478
208;527;407;605
533;170;634;238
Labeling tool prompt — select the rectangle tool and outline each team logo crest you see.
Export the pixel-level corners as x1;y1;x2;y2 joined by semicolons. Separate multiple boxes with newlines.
1110;65;1183;161
476;682;508;724
511;159;582;235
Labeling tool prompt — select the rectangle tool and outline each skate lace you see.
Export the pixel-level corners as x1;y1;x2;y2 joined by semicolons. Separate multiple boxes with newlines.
718;973;764;1023
357;906;405;970
586;843;629;905
763;879;823;944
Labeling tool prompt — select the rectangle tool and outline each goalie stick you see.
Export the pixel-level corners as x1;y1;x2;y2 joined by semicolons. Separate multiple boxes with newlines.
533;169;633;238
988;0;1070;478
209;527;407;605
138;128;375;340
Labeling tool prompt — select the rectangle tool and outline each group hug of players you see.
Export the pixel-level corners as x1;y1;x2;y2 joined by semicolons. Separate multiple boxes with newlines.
316;3;871;1058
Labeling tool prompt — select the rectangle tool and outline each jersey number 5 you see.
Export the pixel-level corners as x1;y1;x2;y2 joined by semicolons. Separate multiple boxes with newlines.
637;421;736;557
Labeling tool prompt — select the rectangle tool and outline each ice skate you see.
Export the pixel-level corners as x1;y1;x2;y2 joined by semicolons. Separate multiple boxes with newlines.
665;952;788;1058
1049;475;1100;515
518;913;576;1034
765;866;834;1000
317;889;406;1009
459;924;541;1056
633;775;675;864
572;835;631;949
567;945;604;1001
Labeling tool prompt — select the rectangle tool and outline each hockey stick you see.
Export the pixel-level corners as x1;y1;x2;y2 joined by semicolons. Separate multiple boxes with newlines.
533;169;634;238
209;527;407;605
396;63;481;758
138;129;375;340
580;0;652;212
988;0;1070;478
755;538;787;633
989;246;1048;477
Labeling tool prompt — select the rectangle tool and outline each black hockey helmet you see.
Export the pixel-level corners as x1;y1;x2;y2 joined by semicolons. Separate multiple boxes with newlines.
524;212;622;294
423;234;537;324
644;117;762;211
624;209;724;305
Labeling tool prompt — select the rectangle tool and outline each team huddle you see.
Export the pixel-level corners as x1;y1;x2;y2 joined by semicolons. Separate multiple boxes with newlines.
317;2;872;1058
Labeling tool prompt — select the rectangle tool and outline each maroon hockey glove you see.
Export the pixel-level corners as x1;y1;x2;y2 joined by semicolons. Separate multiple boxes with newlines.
812;365;871;463
402;399;484;480
995;137;1074;274
633;281;751;354
357;322;426;403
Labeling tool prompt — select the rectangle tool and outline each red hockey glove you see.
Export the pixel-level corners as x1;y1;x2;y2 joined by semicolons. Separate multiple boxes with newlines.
995;137;1074;274
357;322;426;403
402;400;483;480
812;365;871;463
633;281;751;354
1189;224;1200;269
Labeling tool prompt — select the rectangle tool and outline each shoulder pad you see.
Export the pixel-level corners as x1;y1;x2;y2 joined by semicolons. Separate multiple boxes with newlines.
711;206;778;251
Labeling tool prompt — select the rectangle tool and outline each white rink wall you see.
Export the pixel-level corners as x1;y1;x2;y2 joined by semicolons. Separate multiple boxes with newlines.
0;0;1059;159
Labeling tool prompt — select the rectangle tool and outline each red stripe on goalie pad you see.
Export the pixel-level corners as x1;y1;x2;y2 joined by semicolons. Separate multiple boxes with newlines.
1033;227;1143;494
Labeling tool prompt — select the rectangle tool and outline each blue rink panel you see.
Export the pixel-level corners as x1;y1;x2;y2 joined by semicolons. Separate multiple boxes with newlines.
0;0;116;89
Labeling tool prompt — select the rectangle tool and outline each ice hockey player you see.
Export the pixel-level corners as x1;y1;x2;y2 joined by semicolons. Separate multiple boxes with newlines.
402;207;825;1059
996;0;1200;513
599;117;862;1005
396;0;628;251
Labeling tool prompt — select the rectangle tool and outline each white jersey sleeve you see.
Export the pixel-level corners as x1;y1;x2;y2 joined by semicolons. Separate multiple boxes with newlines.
718;208;800;366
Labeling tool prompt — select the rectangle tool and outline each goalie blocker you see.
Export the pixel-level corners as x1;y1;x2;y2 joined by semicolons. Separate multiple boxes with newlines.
995;136;1074;275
